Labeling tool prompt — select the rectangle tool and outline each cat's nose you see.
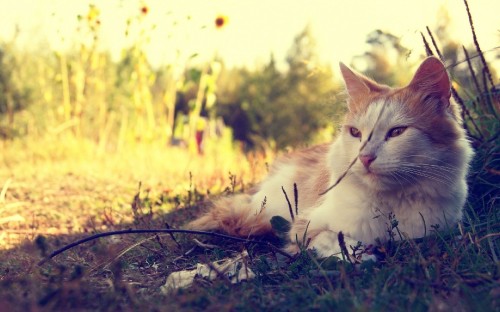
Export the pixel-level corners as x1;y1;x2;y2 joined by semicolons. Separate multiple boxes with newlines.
359;154;377;168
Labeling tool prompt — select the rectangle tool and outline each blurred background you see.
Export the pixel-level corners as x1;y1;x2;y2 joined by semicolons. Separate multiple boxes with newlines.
0;0;497;150
0;0;498;246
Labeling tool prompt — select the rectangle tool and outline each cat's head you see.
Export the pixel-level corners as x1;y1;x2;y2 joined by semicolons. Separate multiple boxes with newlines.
337;57;472;191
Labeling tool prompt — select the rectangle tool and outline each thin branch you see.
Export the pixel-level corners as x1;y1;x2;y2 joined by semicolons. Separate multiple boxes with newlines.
282;186;294;222
165;222;182;249
338;231;353;265
426;26;444;60
474;232;500;244
318;156;357;196
293;183;299;216
444;46;500;71
320;100;388;195
420;32;434;57
462;46;482;102
38;228;293;266
453;85;484;142
463;0;496;92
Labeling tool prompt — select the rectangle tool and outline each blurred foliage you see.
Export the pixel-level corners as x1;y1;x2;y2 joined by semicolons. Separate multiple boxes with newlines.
217;27;342;150
353;29;413;85
0;44;33;138
0;3;497;160
0;24;342;152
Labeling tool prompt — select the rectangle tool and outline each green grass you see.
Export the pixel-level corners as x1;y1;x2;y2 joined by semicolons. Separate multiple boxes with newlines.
0;164;498;311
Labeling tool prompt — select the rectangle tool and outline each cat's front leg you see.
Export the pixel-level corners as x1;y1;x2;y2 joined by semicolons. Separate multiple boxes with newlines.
286;217;359;258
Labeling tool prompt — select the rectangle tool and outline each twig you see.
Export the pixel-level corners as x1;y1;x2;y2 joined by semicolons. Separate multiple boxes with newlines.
462;46;482;105
320;99;388;195
463;0;496;92
165;222;182;249
419;212;427;238
282;186;294;222
474;232;500;245
293;183;298;216
462;46;499;120
203;257;232;285
96;235;158;273
420;32;433;57
487;235;499;263
338;231;353;265
0;179;11;203
192;238;218;249
445;46;500;71
426;27;444;60
38;228;293;266
482;69;499;120
319;156;357;196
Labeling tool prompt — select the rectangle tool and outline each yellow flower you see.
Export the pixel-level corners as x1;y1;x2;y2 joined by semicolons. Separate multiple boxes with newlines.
87;5;100;22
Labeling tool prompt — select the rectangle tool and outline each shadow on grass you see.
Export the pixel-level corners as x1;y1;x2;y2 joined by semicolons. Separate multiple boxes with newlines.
0;187;498;312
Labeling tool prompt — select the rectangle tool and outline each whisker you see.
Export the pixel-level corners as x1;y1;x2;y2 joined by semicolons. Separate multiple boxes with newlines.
397;164;454;177
380;158;460;176
399;154;461;167
398;165;459;181
389;172;406;189
393;171;415;185
397;168;453;185
397;162;460;175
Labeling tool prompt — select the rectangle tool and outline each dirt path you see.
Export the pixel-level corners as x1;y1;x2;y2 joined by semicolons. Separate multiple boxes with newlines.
0;168;140;249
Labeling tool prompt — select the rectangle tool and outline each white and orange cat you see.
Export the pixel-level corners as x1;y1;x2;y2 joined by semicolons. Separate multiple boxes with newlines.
188;56;474;257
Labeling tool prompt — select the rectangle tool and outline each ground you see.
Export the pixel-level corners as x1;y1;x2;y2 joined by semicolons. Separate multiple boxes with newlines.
0;140;498;311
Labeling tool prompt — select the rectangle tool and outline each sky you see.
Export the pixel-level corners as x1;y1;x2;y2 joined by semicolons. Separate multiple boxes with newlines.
0;0;498;75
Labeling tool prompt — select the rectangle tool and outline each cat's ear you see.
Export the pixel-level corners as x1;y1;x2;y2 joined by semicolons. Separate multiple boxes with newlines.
339;63;387;110
339;63;370;100
408;57;451;102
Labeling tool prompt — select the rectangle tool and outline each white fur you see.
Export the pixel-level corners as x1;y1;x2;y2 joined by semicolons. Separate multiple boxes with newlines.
250;163;297;222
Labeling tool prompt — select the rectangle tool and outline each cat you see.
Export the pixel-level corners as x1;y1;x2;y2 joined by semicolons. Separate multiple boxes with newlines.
187;56;474;257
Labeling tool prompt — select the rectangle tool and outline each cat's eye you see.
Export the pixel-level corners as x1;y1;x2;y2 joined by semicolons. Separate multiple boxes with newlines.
387;126;407;138
349;127;361;138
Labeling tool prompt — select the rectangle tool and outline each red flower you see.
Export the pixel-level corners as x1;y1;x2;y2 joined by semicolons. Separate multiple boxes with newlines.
215;15;228;29
141;6;149;15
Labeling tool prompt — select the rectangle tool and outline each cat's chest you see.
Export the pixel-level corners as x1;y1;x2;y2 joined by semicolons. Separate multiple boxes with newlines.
321;185;439;241
359;186;448;235
371;189;428;214
329;182;438;222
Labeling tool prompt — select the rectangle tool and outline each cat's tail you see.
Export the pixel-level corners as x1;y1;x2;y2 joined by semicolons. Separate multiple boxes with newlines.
186;194;273;237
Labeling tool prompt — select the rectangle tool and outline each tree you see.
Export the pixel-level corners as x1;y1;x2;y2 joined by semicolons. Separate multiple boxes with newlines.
280;26;339;148
218;26;340;151
0;45;32;126
353;29;412;86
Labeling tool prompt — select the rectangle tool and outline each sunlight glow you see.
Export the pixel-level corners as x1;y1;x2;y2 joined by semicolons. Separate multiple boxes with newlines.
1;0;498;72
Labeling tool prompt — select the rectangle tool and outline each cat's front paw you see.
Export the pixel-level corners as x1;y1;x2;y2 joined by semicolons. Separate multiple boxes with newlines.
283;240;340;258
307;230;344;258
283;243;301;255
288;229;342;258
300;230;361;258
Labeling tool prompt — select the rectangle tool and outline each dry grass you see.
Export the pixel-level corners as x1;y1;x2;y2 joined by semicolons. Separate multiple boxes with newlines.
0;133;269;250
